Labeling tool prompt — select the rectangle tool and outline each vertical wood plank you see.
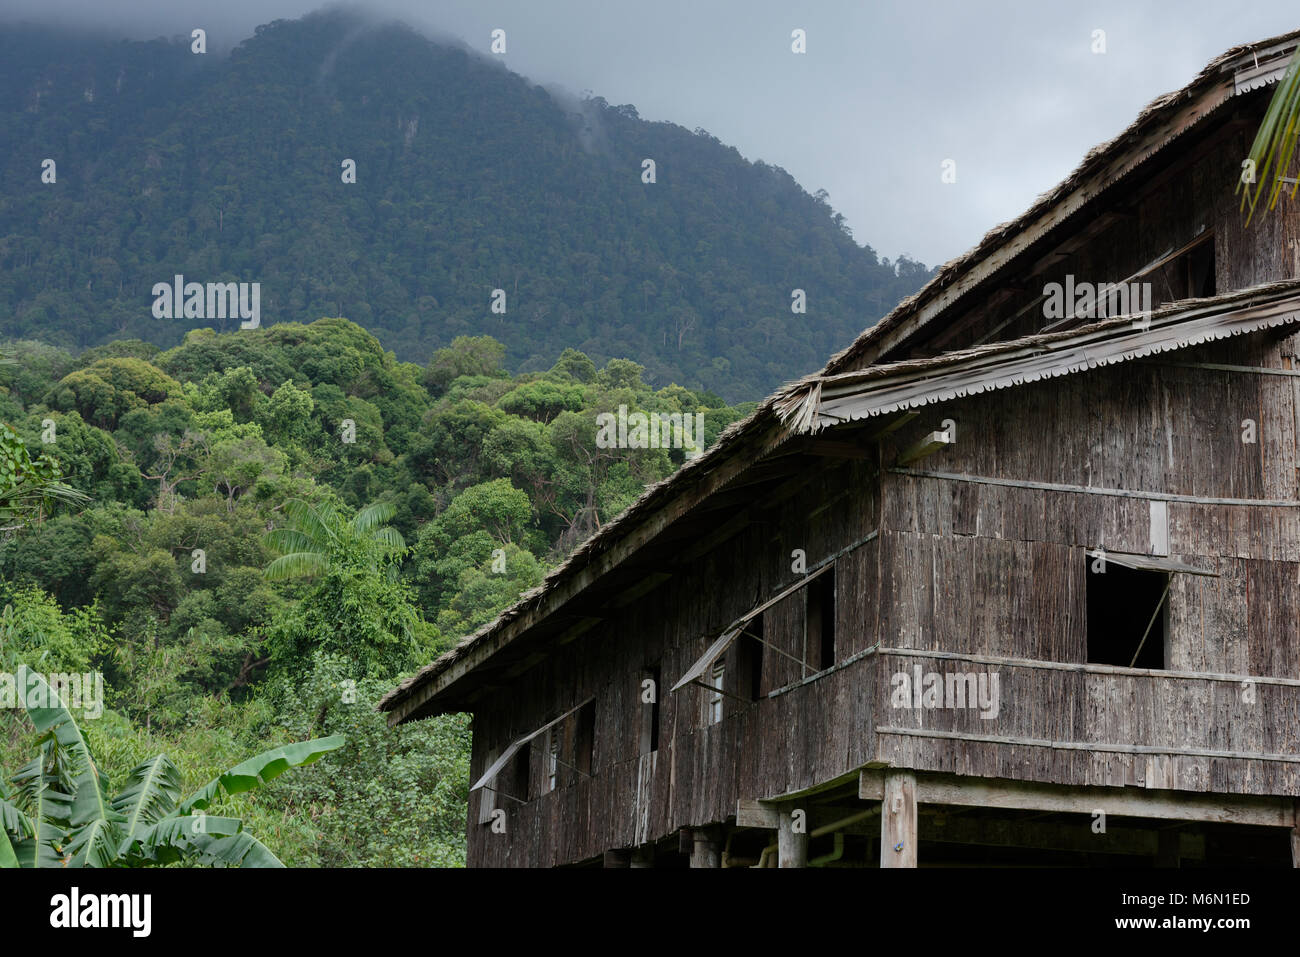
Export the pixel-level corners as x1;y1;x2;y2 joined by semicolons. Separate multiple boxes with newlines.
881;771;918;868
778;802;809;868
690;826;721;868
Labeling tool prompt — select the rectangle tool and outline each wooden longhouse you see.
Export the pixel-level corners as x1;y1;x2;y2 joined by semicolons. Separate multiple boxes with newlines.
382;31;1300;867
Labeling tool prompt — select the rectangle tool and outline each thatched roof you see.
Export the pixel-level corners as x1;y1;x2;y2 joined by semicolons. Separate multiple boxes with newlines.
381;28;1300;722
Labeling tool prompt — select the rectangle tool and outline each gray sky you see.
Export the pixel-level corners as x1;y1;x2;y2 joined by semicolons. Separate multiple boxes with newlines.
4;0;1299;267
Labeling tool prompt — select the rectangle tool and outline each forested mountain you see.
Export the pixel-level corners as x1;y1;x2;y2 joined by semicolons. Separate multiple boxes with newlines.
0;9;929;401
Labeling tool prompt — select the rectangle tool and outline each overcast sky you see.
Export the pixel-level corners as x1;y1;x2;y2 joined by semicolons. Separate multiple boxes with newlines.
4;0;1299;268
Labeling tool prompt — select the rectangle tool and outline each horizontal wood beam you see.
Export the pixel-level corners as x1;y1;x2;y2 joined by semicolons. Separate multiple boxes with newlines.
877;726;1300;765
877;645;1300;688
859;770;1297;828
735;804;881;836
925;814;1206;859
736;799;780;829
895;429;954;466
755;769;864;807
890;466;1300;508
1148;359;1300;377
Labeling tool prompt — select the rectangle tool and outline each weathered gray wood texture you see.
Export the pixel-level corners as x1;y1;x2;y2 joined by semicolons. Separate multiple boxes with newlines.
466;458;881;866
866;335;1300;802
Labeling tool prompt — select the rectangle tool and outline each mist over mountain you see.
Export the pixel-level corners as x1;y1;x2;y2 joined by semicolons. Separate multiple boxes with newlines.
0;8;930;400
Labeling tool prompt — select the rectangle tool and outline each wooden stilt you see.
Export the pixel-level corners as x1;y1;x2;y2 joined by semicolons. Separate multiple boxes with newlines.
690;827;721;868
881;771;917;868
778;802;808;868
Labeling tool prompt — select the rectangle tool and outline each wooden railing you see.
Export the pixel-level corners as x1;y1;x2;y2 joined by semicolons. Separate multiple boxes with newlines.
872;648;1300;796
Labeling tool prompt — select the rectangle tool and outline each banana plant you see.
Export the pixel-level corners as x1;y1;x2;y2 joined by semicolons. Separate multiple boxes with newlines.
0;666;342;867
1239;49;1300;225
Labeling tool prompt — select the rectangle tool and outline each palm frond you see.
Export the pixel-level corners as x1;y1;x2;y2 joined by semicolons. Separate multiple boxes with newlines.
264;528;319;556
17;667;123;865
262;551;330;581
11;755;71;867
187;831;284;868
281;498;334;546
1239;50;1300;225
66;815;125;867
19;667;99;788
0;826;17;868
0;478;90;509
372;525;406;552
133;814;242;866
0;781;32;839
351;501;397;534
0;781;32;869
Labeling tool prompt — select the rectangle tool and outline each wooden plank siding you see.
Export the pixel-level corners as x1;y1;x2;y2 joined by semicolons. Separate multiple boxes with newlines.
467;460;882;866
873;651;1300;795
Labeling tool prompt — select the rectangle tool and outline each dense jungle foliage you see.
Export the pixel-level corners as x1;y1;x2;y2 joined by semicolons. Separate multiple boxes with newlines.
0;318;754;865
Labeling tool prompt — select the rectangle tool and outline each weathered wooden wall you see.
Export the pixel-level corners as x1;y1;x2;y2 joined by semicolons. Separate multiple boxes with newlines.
871;333;1300;797
874;650;1300;797
877;333;1299;660
467;459;881;867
